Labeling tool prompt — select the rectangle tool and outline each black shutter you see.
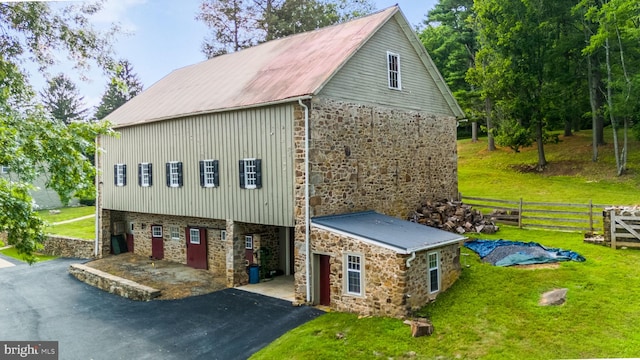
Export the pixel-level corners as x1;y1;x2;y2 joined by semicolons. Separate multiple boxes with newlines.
114;165;118;185
213;160;219;187
148;163;153;186
165;163;170;187
239;160;245;188
138;164;142;186
122;164;127;186
255;159;262;189
199;160;205;187
177;162;183;187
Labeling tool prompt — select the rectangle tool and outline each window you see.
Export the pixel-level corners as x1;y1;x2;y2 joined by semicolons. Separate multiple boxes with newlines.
221;230;227;241
239;158;262;189
138;163;153;187
114;164;127;186
165;161;183;188
387;51;401;90
245;235;253;250
152;225;163;238
346;254;363;296
199;159;219;188
428;252;440;293
170;227;180;241
0;165;9;174
190;228;201;244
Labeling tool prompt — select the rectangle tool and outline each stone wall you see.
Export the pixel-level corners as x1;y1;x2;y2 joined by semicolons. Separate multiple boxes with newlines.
309;227;462;318
405;242;462;311
42;235;95;259
293;97;460;309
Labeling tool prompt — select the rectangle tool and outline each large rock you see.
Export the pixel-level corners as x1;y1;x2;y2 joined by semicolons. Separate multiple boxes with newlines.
539;288;568;306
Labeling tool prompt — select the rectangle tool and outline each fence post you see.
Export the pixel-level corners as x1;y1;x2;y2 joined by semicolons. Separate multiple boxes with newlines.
610;209;617;249
518;198;523;229
589;199;593;233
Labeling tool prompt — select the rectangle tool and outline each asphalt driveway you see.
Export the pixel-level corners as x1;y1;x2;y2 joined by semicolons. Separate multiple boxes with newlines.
0;256;324;359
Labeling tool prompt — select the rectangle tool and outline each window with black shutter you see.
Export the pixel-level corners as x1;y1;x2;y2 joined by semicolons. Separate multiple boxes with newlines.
166;161;183;188
239;158;261;189
138;163;152;187
114;164;127;186
199;159;219;188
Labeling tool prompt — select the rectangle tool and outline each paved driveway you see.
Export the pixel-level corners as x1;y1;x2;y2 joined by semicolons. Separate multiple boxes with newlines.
0;257;323;360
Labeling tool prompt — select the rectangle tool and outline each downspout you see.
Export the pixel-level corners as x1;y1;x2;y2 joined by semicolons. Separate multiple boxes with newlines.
406;251;416;268
298;98;311;303
93;136;100;257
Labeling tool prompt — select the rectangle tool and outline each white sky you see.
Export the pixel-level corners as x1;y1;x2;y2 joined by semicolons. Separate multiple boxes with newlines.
30;0;437;111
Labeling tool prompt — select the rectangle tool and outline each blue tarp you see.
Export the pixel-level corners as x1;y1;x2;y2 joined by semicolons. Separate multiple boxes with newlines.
464;239;586;266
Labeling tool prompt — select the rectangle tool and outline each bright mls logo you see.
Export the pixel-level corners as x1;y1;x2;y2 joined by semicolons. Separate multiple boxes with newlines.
1;341;58;359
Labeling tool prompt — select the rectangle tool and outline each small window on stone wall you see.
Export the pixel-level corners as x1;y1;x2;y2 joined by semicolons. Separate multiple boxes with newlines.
221;230;227;241
170;227;180;240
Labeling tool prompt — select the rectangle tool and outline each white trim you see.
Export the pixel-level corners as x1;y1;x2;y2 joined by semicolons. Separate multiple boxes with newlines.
189;228;201;244
245;235;253;250
344;253;364;297
170;226;180;240
386;51;401;90
115;163;126;187
311;222;464;254
151;225;163;238
242;158;257;189
140;162;151;187
202;159;217;188
168;161;180;188
428;251;440;294
220;230;227;241
0;165;9;174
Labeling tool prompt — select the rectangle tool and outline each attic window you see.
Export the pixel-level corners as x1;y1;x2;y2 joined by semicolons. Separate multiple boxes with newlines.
387;51;401;90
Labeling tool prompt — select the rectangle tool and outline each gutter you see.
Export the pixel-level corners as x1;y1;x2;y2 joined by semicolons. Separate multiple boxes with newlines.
298;98;311;303
405;251;416;268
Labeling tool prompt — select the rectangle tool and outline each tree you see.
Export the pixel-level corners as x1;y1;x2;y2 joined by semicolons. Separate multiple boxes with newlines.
0;2;115;261
95;60;144;120
40;74;89;124
197;0;374;58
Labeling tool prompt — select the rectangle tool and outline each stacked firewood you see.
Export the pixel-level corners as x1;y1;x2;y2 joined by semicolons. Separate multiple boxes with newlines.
409;200;499;234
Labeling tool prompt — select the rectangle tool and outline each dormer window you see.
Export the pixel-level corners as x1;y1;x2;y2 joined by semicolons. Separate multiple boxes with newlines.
387;51;401;90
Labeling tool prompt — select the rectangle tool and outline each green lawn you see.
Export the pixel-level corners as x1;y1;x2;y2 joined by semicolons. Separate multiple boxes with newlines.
253;129;640;359
46;217;95;239
0;246;57;263
38;206;95;223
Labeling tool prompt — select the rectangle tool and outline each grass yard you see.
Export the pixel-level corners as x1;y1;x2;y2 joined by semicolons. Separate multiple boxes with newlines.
0;246;57;263
253;129;640;359
38;206;95;223
46;217;95;239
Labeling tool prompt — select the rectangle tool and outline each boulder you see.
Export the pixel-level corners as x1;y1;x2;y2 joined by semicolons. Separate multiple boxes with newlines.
539;288;568;306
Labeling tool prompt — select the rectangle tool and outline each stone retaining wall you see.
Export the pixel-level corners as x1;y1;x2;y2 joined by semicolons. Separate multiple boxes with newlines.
68;263;160;301
42;235;94;258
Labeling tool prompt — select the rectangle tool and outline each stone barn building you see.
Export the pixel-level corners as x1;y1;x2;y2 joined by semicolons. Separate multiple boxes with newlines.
97;5;465;317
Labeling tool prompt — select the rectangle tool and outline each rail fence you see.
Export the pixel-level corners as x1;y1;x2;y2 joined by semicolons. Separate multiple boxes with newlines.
460;195;612;233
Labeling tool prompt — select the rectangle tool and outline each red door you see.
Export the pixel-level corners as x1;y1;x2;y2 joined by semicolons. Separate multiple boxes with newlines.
151;225;163;259
187;227;208;269
126;233;134;253
319;255;331;306
245;235;254;265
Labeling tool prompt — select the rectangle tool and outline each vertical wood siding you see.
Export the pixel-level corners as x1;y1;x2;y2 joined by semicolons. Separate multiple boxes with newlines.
320;15;454;116
101;104;295;227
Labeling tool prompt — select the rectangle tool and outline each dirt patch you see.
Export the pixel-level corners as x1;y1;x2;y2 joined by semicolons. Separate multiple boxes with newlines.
85;253;226;300
512;262;560;270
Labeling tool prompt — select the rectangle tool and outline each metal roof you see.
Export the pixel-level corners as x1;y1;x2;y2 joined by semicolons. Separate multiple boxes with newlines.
105;7;399;127
311;211;466;254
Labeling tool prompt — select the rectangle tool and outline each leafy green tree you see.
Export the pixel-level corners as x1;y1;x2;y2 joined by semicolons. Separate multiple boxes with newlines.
0;2;115;261
95;60;144;120
40;74;89;124
491;118;533;153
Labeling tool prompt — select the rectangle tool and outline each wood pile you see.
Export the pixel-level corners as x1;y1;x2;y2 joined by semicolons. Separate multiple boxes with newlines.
409;200;499;234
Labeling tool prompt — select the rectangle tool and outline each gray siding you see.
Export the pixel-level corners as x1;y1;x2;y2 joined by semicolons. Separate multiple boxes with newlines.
100;103;296;227
320;15;454;116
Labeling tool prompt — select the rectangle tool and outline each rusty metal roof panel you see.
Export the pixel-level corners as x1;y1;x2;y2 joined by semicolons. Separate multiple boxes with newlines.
105;6;399;127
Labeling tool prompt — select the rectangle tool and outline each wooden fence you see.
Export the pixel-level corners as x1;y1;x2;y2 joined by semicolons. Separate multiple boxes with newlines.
608;209;640;249
460;195;611;233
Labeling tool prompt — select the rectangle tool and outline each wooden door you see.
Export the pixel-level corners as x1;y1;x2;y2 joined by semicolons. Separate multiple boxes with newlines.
151;225;163;260
319;255;331;306
245;235;254;265
187;227;208;269
126;233;134;253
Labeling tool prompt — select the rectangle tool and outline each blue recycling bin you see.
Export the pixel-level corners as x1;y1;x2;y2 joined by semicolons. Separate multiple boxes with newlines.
249;264;260;284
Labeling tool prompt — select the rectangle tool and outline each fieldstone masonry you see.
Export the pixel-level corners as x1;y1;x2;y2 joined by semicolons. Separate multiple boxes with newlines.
293;97;460;311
